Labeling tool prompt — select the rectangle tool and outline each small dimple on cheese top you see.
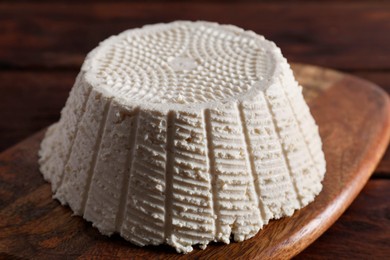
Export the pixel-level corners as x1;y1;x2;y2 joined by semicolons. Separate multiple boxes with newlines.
85;21;275;106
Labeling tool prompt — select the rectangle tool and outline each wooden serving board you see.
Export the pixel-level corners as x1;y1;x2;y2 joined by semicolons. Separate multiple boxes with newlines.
0;64;389;259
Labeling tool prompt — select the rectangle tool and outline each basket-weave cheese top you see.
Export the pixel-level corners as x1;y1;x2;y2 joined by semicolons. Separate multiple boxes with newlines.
83;21;279;107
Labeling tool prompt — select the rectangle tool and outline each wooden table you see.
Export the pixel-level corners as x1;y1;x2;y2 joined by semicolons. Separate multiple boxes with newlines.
1;1;389;258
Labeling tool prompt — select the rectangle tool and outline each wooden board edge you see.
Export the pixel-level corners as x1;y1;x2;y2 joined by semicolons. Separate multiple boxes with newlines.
279;74;390;260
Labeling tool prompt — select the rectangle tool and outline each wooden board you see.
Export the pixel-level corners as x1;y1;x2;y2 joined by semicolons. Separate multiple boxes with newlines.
0;64;389;259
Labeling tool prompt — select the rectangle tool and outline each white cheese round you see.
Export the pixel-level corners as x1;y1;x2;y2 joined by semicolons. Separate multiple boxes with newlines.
39;21;326;254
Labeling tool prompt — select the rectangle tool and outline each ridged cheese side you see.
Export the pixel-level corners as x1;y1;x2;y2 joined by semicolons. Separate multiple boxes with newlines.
207;106;263;243
241;94;300;220
55;88;110;213
120;110;168;246
39;74;91;191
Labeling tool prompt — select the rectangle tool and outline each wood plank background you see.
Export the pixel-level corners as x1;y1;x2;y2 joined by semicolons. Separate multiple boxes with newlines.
0;1;389;258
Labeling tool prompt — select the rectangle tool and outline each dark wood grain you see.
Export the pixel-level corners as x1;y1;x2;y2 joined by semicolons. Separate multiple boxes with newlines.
1;2;390;70
0;64;389;259
0;71;76;151
375;148;390;176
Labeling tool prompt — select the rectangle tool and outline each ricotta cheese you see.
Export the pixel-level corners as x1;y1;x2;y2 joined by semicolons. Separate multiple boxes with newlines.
39;21;326;254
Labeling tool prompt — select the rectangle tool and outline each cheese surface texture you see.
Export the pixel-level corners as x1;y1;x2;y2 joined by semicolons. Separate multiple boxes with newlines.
39;21;326;253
